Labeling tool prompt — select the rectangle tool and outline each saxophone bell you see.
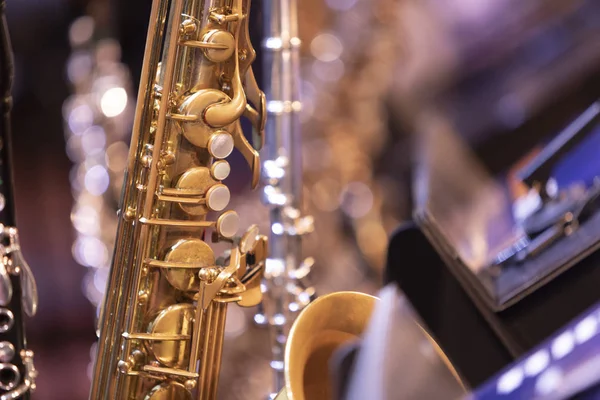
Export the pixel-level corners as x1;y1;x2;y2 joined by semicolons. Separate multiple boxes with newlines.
274;292;377;400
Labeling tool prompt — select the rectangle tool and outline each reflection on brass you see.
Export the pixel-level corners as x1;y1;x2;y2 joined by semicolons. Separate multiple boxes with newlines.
175;167;219;215
276;292;378;400
145;382;193;400
178;90;232;147
201;30;236;63
89;0;267;399
164;239;215;294
147;304;194;368
239;224;259;254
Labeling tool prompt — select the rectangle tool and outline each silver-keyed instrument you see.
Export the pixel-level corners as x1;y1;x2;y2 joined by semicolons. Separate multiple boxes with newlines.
257;0;315;395
0;2;38;398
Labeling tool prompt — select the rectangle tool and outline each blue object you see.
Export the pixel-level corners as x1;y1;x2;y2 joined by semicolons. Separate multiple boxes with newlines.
468;302;600;399
553;123;600;189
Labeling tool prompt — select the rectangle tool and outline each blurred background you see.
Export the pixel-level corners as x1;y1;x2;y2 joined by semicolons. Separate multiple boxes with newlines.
4;0;600;399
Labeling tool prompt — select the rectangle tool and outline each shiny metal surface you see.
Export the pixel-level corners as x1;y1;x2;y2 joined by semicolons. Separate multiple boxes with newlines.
89;0;266;399
258;0;315;396
0;363;19;391
0;4;38;398
2;228;37;319
345;285;466;400
275;291;377;400
0;350;36;400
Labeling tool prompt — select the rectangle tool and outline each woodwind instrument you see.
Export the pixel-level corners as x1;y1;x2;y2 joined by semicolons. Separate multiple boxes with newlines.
64;10;134;318
63;5;135;382
0;2;38;398
257;0;315;396
89;0;267;398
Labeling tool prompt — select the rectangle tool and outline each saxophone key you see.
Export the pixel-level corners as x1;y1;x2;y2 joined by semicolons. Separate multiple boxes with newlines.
199;30;236;63
243;68;267;142
207;131;234;159
159;185;230;211
237;269;264;307
215;210;240;238
175;88;238;149
163;239;215;292
231;121;261;188
139;210;239;239
239;224;260;254
210;160;231;181
159;167;231;215
145;382;193;400
146;303;195;368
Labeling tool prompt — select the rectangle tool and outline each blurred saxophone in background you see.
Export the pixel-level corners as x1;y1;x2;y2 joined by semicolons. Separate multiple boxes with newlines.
62;0;134;379
300;0;403;293
89;0;267;398
63;5;134;315
257;0;315;396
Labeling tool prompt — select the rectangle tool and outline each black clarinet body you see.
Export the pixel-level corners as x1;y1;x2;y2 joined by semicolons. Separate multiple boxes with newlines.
0;1;37;398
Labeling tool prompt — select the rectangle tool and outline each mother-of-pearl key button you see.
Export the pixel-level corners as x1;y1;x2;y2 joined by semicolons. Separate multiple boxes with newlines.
240;225;259;253
208;131;234;159
211;160;231;181
206;184;230;211
216;211;239;238
176;166;220;216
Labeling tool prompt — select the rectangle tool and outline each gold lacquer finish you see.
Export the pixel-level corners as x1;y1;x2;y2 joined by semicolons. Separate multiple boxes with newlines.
275;291;465;400
89;0;266;399
275;292;378;400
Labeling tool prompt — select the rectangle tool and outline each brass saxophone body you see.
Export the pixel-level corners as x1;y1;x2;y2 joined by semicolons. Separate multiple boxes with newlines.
90;0;266;398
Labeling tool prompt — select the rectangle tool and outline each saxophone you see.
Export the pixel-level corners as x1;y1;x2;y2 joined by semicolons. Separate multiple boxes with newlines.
89;0;267;398
64;10;134;316
257;0;315;395
0;2;38;398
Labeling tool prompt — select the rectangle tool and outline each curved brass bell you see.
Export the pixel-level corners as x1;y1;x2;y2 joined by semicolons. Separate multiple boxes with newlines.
275;291;378;400
275;289;465;400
